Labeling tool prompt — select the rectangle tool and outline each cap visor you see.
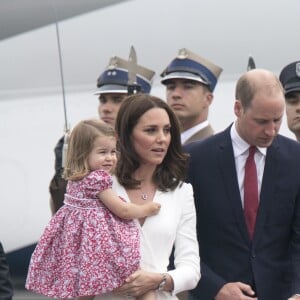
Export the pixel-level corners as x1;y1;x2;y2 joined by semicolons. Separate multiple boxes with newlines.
284;83;300;95
161;71;208;85
94;84;127;95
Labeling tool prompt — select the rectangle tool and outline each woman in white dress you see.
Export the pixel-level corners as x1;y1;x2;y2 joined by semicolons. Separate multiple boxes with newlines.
95;94;200;300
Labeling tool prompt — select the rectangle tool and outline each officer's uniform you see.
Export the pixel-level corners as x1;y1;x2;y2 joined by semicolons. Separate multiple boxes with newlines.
49;56;155;214
160;48;223;144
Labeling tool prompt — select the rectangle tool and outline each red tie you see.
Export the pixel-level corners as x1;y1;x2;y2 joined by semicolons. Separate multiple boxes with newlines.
244;146;259;239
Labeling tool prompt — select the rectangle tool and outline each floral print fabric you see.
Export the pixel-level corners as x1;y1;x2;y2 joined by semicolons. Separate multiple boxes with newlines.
26;170;140;299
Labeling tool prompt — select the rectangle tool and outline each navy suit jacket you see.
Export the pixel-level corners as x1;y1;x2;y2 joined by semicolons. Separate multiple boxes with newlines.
185;126;300;300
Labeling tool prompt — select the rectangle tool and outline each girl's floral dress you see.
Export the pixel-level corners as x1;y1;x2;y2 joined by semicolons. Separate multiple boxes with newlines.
26;170;140;299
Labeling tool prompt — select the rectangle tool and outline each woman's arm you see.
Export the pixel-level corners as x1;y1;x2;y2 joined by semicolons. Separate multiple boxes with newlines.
168;183;201;295
98;188;160;219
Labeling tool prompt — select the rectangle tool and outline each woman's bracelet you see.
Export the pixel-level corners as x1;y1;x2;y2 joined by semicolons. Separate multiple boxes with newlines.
157;273;167;291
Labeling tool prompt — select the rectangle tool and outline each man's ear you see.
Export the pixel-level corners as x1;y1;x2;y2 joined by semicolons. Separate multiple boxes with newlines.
206;92;213;106
234;100;243;117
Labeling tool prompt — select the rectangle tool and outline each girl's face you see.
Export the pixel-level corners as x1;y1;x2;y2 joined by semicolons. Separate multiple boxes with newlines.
131;107;171;166
87;136;117;173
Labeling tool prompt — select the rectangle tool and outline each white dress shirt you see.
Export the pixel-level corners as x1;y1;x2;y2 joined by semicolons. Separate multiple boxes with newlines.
230;122;266;207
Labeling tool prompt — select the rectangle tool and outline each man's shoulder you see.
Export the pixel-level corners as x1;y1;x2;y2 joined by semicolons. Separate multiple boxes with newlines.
184;127;229;152
274;134;300;151
276;133;299;144
272;134;300;163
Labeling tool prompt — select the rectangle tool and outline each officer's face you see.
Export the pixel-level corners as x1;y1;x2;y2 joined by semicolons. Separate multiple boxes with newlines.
98;93;127;126
165;79;213;131
285;92;300;138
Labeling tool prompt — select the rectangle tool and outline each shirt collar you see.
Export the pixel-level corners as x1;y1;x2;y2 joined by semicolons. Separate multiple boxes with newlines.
230;121;267;157
181;120;209;144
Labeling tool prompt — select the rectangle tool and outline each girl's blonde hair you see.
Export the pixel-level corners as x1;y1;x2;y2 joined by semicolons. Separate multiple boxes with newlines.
63;119;116;181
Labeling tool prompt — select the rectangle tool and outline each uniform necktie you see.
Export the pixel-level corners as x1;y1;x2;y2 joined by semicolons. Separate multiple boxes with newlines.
244;146;259;239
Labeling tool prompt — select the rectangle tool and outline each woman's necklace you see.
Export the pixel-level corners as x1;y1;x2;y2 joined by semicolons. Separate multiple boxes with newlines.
141;193;148;201
139;182;155;201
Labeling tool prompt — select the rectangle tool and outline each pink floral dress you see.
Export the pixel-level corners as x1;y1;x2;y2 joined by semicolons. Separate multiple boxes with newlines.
26;170;140;299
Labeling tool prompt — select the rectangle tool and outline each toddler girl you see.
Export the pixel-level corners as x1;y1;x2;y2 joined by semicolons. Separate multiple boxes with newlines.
26;119;160;300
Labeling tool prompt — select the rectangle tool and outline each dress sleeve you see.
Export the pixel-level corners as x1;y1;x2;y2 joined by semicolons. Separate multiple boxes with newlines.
168;182;201;295
86;170;113;198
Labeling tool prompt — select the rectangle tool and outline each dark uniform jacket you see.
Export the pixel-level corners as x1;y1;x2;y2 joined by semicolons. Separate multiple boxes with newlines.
0;243;13;300
49;136;67;213
183;124;214;145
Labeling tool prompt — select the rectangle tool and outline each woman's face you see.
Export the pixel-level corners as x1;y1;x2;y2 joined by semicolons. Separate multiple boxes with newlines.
131;107;171;166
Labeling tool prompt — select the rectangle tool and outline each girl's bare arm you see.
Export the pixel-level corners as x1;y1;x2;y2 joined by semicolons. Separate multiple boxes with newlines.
97;188;160;219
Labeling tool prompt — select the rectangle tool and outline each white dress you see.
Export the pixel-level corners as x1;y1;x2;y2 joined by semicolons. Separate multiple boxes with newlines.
95;178;200;300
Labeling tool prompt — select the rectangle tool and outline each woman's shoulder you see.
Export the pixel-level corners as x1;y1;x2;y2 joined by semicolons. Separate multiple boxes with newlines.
167;181;193;196
111;175;122;190
176;181;193;191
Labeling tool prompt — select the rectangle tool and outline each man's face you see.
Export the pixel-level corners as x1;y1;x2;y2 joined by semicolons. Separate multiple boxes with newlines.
98;93;126;126
285;92;300;136
234;89;285;148
165;79;213;130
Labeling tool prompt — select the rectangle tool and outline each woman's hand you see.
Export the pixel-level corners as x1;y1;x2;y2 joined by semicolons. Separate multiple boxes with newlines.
115;269;160;297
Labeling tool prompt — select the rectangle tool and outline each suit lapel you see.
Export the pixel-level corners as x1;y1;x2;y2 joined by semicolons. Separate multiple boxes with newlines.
217;129;280;243
217;127;250;243
252;139;279;243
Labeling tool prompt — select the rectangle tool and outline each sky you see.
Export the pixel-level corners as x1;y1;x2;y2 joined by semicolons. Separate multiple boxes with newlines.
0;0;300;95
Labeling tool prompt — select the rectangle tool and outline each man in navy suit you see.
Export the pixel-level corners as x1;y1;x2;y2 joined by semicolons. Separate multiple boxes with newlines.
185;69;300;300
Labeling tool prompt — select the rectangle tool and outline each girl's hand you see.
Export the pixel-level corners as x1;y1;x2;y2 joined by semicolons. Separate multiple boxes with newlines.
114;269;159;297
144;202;161;216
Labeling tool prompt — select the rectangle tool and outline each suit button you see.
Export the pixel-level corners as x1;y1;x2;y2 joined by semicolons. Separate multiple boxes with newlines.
251;252;256;258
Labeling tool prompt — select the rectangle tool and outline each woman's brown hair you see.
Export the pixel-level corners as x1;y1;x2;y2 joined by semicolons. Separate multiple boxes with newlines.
115;94;189;191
